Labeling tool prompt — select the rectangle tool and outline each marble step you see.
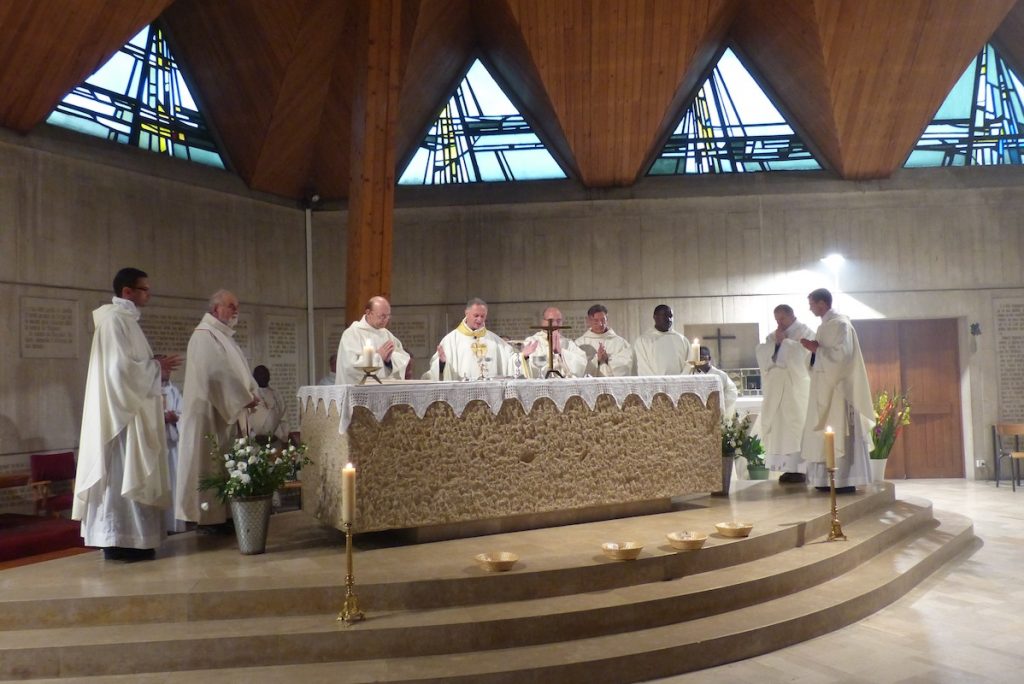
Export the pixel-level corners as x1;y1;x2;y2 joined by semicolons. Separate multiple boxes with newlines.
20;509;974;684
2;485;897;631
0;498;951;680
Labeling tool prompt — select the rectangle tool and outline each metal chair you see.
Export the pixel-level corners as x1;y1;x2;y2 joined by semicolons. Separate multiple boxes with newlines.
993;424;1024;491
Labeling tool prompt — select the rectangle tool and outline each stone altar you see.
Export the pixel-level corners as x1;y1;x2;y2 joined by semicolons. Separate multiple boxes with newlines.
297;376;722;536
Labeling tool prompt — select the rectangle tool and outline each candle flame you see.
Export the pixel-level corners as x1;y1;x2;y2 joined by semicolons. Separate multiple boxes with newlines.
825;426;833;433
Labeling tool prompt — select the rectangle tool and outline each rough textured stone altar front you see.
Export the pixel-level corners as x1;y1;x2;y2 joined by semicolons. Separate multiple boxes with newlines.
298;378;721;533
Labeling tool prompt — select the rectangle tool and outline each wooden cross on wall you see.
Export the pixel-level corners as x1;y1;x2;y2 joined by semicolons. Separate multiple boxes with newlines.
703;327;737;364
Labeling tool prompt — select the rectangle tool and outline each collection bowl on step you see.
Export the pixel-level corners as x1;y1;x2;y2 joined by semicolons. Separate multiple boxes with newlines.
666;531;708;551
715;521;754;538
601;541;643;561
474;551;519;572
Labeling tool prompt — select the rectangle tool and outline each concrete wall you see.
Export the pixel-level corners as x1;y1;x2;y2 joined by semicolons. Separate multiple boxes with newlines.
2;125;1021;511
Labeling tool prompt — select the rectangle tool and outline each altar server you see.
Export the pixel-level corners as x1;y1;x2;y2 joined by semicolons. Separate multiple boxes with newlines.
74;267;180;560
799;288;875;492
754;304;813;483
159;357;187;533
524;306;587;378
337;296;410;385
575;304;633;377
428;298;535;380
175;290;260;530
633;304;692;376
689;346;738;420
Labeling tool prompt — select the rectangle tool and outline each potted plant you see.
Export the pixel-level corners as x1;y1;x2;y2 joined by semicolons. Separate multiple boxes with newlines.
743;434;768;480
719;412;756;492
870;389;911;481
200;436;309;554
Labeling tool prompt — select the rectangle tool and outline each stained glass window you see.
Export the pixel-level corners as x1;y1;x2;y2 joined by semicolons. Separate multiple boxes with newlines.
398;60;566;184
648;48;820;175
47;24;225;168
907;43;1024;167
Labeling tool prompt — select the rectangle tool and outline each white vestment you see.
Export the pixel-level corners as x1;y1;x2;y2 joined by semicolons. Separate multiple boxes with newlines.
524;331;588;378
633;328;692;376
801;310;875;487
688;364;738;419
754;320;814;473
175;313;259;524
575;329;634;377
336;317;410;385
317;372;336;386
161;381;186;533
249;386;287;441
73;297;168;549
428;321;518;380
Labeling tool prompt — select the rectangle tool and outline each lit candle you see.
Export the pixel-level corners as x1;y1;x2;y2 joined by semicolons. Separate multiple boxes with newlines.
361;343;374;367
689;338;700;364
824;426;835;469
342;462;356;524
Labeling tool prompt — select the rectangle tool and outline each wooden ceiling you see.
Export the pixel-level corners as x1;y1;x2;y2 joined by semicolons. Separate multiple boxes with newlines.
0;0;1020;200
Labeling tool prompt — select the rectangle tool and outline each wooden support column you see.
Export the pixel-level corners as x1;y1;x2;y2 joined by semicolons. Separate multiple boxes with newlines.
345;0;403;322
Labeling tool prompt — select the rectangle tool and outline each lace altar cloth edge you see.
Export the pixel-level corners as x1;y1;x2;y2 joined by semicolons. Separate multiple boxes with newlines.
297;375;722;434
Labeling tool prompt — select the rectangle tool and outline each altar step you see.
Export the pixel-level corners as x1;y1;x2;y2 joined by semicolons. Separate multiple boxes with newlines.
0;491;976;682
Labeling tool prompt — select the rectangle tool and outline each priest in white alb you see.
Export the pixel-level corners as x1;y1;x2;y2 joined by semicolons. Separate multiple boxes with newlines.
575;304;633;377
633;304;693;376
337;296;410;384
428;298;535;380
175;290;260;530
73;267;181;561
799;288;875;492
753;304;814;483
523;306;588;378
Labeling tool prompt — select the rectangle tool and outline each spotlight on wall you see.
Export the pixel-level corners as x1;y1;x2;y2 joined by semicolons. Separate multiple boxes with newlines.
970;322;982;336
820;253;846;271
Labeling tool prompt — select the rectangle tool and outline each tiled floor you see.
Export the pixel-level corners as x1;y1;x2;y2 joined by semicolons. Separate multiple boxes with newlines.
655;479;1024;683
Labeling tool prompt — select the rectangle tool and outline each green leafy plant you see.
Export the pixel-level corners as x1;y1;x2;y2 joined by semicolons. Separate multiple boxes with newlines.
744;434;766;468
870;389;911;460
721;412;754;458
199;435;310;502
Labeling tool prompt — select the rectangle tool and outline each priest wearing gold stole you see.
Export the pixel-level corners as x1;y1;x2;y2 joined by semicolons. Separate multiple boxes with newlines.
175;290;260;530
633;304;692;376
336;296;410;385
428;298;535;380
754;304;814;483
523;306;588;378
74;268;181;561
799;288;875;492
575;304;633;377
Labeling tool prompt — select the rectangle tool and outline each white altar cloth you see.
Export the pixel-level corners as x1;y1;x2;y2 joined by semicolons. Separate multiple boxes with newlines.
297;375;722;433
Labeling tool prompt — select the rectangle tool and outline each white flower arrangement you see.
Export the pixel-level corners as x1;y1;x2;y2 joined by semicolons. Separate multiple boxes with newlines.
199;435;309;502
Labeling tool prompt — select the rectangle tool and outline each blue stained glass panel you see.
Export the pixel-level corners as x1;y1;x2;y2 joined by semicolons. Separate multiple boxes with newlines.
648;48;821;175
47;25;225;169
398;60;566;184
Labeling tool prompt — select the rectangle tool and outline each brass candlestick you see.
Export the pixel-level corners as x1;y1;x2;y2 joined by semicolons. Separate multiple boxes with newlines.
337;521;365;624
826;467;847;542
357;365;382;385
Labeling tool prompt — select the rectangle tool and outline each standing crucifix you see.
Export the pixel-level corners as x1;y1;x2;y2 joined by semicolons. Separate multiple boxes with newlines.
528;318;572;378
702;327;736;365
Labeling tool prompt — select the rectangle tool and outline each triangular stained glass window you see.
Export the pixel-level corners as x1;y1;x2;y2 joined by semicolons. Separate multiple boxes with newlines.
47;24;225;169
906;43;1024;167
648;48;820;175
398;60;566;184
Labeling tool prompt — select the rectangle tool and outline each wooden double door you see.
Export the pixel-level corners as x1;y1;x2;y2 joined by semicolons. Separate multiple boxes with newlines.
853;319;964;479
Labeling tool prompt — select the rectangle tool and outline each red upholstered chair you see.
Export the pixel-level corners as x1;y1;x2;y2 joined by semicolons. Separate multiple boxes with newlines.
29;452;76;517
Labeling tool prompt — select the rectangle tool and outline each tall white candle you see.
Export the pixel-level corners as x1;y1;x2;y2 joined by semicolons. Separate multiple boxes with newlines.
342;462;356;524
361;344;374;367
689;338;700;364
824;426;835;469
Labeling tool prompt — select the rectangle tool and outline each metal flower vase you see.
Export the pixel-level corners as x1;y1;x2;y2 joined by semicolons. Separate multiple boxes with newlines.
230;494;273;555
712;453;735;496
